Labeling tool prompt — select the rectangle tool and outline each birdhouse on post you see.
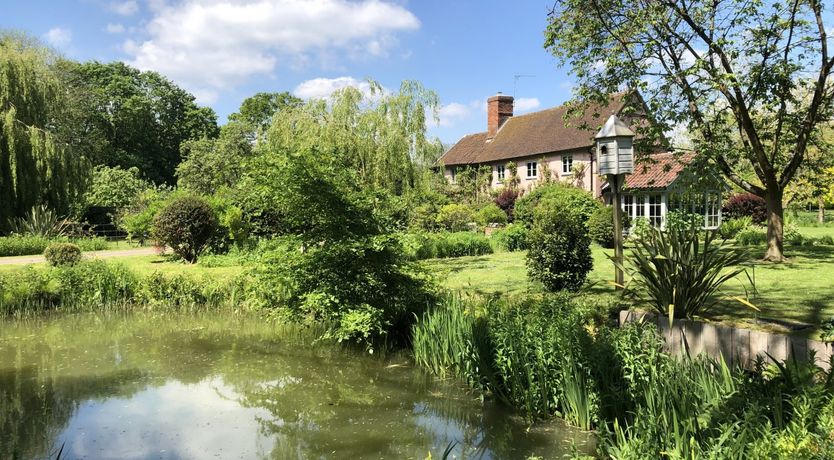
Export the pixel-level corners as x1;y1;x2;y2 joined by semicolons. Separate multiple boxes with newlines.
595;114;635;289
596;114;635;175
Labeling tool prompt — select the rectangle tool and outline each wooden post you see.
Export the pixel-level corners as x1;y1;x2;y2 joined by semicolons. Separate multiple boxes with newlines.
610;173;625;288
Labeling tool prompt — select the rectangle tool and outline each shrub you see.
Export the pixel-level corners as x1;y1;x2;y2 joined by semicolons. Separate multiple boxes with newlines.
514;182;601;227
494;187;519;220
665;210;704;231
433;232;493;258
526;198;593;291
723;193;767;223
9;205;70;237
0;236;107;257
492;222;529;251
623;226;750;319
43;243;82;267
435;203;474;231
121;188;172;243
84;165;150;209
627;217;652;242
588;206;630;248
260;235;435;347
735;226;767;246
475;203;508;226
153;196;218;263
0;235;51;256
398;232;493;260
718;216;753;239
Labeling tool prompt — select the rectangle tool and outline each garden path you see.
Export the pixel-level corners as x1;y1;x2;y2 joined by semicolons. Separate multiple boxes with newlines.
0;247;158;265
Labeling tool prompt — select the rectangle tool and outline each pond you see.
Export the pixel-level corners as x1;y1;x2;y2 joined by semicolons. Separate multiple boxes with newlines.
0;312;594;459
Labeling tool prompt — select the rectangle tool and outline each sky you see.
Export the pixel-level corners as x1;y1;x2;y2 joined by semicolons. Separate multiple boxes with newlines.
2;0;577;144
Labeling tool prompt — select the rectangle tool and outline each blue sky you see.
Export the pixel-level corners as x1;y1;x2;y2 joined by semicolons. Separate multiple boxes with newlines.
2;0;576;144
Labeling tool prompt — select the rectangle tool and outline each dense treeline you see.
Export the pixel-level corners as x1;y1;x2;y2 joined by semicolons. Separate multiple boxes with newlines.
0;32;221;231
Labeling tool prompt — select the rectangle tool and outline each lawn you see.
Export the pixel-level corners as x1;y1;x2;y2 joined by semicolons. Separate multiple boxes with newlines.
424;226;834;336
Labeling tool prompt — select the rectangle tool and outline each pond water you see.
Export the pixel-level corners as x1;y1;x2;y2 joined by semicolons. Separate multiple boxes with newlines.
0;312;594;459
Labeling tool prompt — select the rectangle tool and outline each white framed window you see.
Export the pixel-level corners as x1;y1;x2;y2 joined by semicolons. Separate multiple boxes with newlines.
648;194;662;227
622;195;634;219
526;162;537;179
562;155;573;174
635;195;645;218
706;193;721;228
496;165;505;181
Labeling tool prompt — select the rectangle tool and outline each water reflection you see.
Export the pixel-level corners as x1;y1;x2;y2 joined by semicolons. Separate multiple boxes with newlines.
0;313;593;459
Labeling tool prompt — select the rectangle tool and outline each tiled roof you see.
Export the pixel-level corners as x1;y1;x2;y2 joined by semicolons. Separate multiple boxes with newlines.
440;92;630;166
623;152;696;190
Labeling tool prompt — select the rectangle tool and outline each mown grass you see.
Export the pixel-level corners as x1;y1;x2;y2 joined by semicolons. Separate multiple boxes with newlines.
424;226;834;335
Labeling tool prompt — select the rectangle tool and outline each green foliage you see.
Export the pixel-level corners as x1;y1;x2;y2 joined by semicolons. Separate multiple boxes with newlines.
0;235;106;256
60;61;218;184
227;91;302;142
409;232;493;260
262;80;443;197
43;243;81;267
84;165;150;209
719;216;754;240
9;205;70;238
176;122;253;194
544;0;834;262
622;227;750;319
514;182;601;227
120;187;172;243
588;206;629;248
153;196;218;263
526;199;593;291
240;144;435;347
664;209;704;231
475;203;507;226
0;33;90;231
435;204;474;232
492;223;529;251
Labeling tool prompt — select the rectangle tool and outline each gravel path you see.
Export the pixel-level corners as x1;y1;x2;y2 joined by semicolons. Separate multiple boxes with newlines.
0;247;159;266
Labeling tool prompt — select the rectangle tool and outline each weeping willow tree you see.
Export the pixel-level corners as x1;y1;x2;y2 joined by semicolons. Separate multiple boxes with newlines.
263;80;444;196
0;33;89;232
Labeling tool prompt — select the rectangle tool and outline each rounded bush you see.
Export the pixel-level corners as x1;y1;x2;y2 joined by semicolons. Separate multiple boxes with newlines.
735;227;767;246
436;204;475;231
723;193;767;224
153;196;218;263
493;187;519;220
717;216;752;240
526;199;593;291
514;183;601;227
475;203;508;226
43;243;82;267
492;222;529;251
588;206;630;248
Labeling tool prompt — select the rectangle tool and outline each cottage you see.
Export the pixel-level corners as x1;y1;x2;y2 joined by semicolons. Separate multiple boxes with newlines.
439;92;723;228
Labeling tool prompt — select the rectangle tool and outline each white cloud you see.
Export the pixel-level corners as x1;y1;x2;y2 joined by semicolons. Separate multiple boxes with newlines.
106;23;126;34
437;102;472;127
44;27;72;47
124;0;420;104
293;76;377;100
514;97;540;113
110;1;139;16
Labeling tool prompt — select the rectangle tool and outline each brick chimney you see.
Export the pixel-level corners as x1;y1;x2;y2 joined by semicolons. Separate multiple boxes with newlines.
487;92;513;140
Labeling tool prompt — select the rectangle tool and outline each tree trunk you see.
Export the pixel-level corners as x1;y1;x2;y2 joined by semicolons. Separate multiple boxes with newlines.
763;188;785;262
819;197;825;224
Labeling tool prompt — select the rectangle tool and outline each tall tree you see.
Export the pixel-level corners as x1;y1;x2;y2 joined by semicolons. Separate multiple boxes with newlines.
545;0;834;261
263;80;443;196
177;121;253;194
0;33;89;231
61;61;219;185
228;91;302;143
